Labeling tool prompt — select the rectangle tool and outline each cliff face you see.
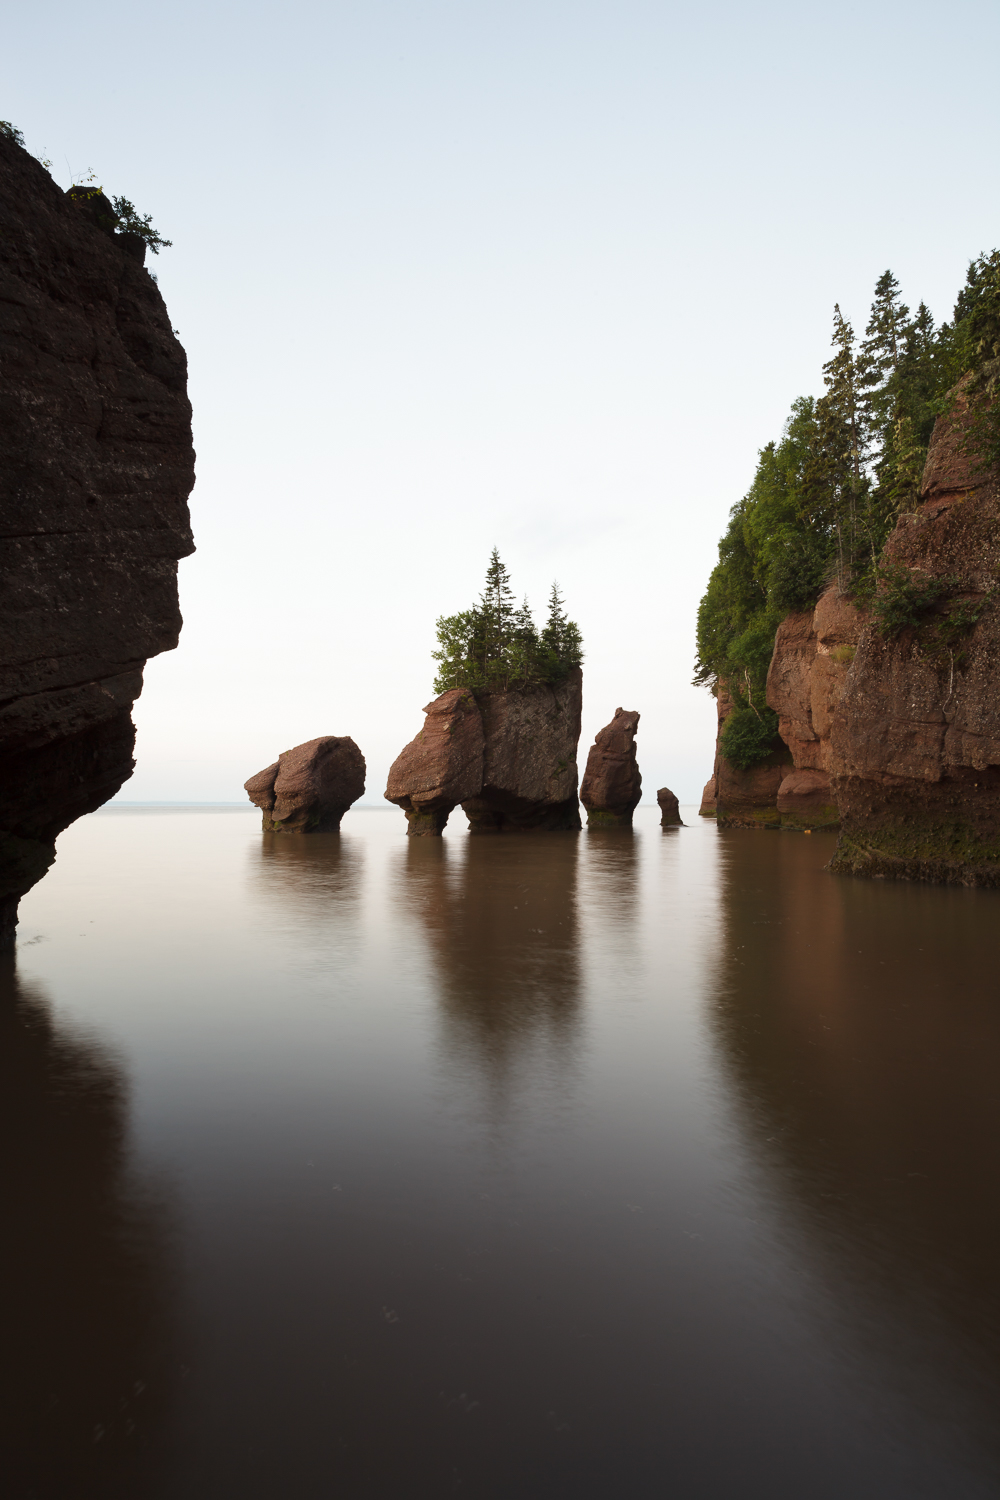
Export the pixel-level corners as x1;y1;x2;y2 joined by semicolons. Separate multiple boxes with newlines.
462;668;583;832
827;398;1000;883
0;136;195;941
703;684;790;828
765;586;863;828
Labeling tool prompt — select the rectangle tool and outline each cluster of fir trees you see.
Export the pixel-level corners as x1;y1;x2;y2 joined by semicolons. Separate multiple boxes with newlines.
694;252;1000;772
432;549;584;696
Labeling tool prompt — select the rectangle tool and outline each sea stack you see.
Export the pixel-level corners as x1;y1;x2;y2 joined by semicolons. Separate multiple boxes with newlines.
246;737;365;832
384;690;484;835
657;787;682;825
579;708;642;827
0;132;195;946
461;668;583;832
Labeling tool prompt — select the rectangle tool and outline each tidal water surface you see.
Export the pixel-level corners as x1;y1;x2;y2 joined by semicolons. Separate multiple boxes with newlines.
4;805;1000;1498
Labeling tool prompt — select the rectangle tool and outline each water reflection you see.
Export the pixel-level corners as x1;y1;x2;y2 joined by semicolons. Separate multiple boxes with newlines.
711;830;1000;1463
247;831;364;955
0;959;175;1498
398;836;581;1110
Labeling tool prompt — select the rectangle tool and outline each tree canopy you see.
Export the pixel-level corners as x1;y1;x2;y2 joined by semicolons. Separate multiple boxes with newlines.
432;550;583;695
695;254;999;770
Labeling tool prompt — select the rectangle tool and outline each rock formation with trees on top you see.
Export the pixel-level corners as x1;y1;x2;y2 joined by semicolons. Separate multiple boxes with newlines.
245;737;366;832
695;254;1000;880
385;551;584;834
579;709;642;826
0;123;195;946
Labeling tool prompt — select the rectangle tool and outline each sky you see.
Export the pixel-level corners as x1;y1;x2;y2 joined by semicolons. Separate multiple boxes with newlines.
5;0;1000;805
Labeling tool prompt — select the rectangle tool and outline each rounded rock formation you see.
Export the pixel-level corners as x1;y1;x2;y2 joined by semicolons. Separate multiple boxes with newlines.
245;737;365;832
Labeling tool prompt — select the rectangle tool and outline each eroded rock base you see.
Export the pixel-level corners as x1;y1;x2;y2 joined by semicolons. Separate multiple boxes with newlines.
462;794;582;833
829;774;1000;885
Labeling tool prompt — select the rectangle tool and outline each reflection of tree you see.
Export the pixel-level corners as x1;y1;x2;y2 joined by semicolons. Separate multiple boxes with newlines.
0;959;174;1497
710;831;1000;1453
399;836;581;1111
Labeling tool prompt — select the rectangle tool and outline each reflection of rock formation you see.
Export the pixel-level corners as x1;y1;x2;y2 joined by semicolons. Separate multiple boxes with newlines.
710;835;1000;1449
397;837;581;1104
0;960;174;1496
0;134;195;945
245;736;366;832
249;828;365;930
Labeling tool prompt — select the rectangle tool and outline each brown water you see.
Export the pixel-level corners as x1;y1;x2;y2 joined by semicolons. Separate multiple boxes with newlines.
3;806;1000;1498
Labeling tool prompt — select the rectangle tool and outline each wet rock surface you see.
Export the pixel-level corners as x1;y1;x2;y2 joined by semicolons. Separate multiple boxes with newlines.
384;690;484;836
580;708;642;826
462;669;583;832
0;134;195;943
246;737;366;832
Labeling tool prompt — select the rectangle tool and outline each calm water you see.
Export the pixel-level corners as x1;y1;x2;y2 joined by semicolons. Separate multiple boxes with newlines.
3;806;1000;1498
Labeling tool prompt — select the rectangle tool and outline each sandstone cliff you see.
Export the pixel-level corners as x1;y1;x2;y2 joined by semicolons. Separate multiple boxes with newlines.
0;135;195;943
827;397;1000;883
764;586;863;828
703;684;790;828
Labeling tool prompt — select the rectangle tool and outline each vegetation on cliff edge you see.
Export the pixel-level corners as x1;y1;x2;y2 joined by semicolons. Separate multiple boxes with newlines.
695;254;1000;770
433;549;583;696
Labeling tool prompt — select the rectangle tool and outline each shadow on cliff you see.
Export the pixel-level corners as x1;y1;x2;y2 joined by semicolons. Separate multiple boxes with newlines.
395;836;582;1114
0;960;177;1498
709;830;1000;1468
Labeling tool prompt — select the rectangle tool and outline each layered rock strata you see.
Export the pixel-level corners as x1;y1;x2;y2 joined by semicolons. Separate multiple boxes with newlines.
765;586;863;828
0;135;195;945
384;690;484;835
828;398;1000;884
246;736;366;832
579;708;641;826
657;787;682;826
462;669;583;832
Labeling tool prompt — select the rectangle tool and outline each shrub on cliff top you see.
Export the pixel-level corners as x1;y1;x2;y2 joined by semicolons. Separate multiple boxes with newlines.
432;549;583;696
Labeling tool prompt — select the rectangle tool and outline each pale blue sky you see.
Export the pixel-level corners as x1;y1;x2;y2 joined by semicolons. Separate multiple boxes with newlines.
5;0;999;803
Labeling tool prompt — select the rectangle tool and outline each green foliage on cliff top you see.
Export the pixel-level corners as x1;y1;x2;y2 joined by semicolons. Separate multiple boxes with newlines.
695;255;998;770
432;549;583;696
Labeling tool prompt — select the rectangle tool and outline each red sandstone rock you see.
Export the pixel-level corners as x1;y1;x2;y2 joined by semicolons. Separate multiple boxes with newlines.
776;769;838;828
246;737;366;832
699;777;718;816
0;134;195;945
829;396;1000;882
580;708;641;826
657;787;682;826
385;690;484;835
702;684;789;828
765;587;863;786
462;669;582;832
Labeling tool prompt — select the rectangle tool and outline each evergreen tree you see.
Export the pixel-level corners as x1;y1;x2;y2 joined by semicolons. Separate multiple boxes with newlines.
432;556;582;695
